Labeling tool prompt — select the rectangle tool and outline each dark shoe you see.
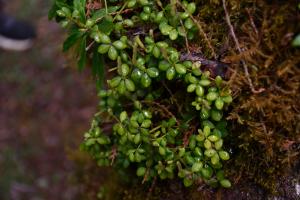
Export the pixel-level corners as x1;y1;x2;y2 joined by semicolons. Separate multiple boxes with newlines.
0;13;36;51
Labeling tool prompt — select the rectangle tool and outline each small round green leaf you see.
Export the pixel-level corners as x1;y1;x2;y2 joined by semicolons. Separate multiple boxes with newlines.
136;167;146;176
204;149;216;157
100;34;111;44
108;46;118;60
175;64;186;74
113;40;127;50
183;178;193;187
192;162;203;172
211;110;223;121
141;73;151;87
206;92;218;101
195;85;204;96
215;98;224;110
187;3;196;14
187;84;196;93
214;139;223;150
109;76;122;88
120;111;128;122
152;46;161;58
199;80;211;86
184;18;194;29
159;60;171;71
166;67;176;80
120;64;130;77
98;44;110;54
219;151;230;160
169;29;178;40
220;179;231;188
125;79;135;92
146;67;159;78
131;68;143;81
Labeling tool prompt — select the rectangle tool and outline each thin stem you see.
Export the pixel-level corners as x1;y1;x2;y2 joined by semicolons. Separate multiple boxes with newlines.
149;125;162;134
86;40;95;51
179;19;190;53
222;0;265;94
113;2;128;21
66;16;85;28
104;0;108;14
108;67;118;72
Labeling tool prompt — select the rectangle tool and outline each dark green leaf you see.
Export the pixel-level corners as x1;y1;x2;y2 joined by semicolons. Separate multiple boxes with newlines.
292;34;300;47
91;6;120;21
55;0;69;8
74;0;86;22
63;30;83;52
48;4;59;20
49;0;70;19
92;48;105;89
78;35;87;71
98;17;114;35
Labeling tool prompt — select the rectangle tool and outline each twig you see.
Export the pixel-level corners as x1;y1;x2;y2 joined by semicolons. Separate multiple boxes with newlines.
109;146;117;165
162;81;174;103
162;81;173;97
161;81;183;115
112;2;128;21
245;8;258;36
142;168;150;184
180;52;229;79
222;0;265;94
272;85;294;95
149;125;162;134
183;125;196;147
86;40;95;51
146;176;157;200
104;0;108;14
108;67;118;72
259;116;268;136
179;19;190;53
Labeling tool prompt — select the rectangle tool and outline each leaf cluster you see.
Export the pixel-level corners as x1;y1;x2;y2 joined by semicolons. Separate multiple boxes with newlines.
50;0;233;188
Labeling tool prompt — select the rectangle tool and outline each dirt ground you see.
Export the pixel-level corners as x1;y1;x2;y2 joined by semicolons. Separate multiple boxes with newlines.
0;1;97;199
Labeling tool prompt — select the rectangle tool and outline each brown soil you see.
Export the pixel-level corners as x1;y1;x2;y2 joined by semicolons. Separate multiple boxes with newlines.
0;1;97;199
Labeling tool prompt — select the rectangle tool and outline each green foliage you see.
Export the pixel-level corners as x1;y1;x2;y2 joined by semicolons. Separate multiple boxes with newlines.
292;3;300;47
51;0;233;188
292;4;300;47
292;34;300;47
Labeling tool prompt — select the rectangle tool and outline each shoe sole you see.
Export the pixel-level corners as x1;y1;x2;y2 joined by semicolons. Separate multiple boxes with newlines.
0;34;33;51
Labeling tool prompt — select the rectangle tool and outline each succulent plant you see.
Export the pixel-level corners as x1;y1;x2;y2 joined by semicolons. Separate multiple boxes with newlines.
50;0;233;188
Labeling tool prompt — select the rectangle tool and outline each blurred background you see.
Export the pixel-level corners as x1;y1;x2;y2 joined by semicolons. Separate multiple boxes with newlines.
0;1;98;199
